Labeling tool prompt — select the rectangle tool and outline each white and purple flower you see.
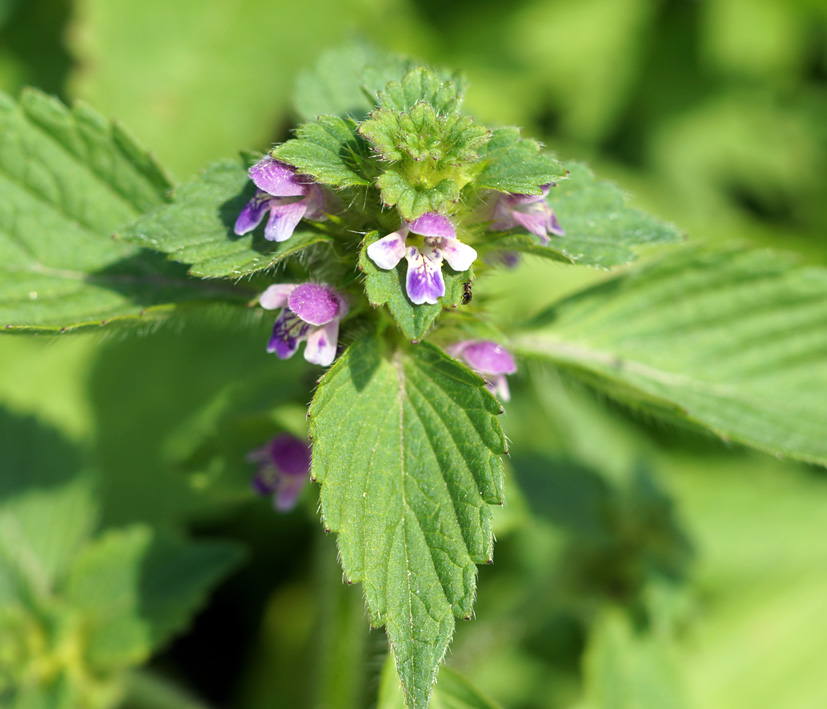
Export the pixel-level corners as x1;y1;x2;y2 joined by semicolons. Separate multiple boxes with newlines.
489;185;564;245
260;282;347;366
234;156;327;242
248;433;311;512
366;213;477;305
448;340;517;401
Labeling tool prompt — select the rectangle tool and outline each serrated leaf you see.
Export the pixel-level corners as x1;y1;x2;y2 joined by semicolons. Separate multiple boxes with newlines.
359;232;470;341
475;127;567;195
376;171;460;221
377;67;462;115
538;162;682;268
0;89;241;332
512;247;827;466
273;116;373;188
379;654;502;709
64;526;243;671
121;159;332;278
309;336;506;709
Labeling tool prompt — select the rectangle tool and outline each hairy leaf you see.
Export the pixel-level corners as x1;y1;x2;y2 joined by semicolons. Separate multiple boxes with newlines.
0;89;241;332
64;527;243;671
379;654;502;709
359;232;470;341
122;159;331;278
273;116;373;188
475;127;567;195
513;247;827;466
309;336;506;709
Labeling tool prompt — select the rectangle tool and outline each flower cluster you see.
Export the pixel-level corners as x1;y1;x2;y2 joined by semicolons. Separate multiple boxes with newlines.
236;138;561;371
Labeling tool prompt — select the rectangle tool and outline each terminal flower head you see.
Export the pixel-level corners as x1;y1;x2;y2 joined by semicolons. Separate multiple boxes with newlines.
234;156;327;242
259;282;347;366
448;340;517;401
366;213;477;305
248;433;311;512
489;185;564;245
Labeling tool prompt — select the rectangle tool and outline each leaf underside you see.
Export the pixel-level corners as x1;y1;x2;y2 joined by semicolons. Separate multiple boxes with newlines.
514;247;827;466
309;335;506;709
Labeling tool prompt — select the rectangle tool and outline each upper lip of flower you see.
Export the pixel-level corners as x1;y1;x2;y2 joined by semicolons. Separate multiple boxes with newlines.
234;156;327;242
366;212;478;306
259;283;347;367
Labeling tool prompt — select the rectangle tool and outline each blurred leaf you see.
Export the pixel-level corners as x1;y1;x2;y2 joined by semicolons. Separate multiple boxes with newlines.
65;526;243;671
293;42;411;122
121;159;332;278
577;609;688;709
491;163;682;268
513;247;827;466
273;116;373;187
0;408;96;597
67;0;407;177
379;654;503;709
360;231;470;342
0;89;240;332
475;127;566;195
309;335;506;709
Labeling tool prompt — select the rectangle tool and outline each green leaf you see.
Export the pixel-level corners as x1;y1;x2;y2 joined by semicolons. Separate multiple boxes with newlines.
0;89;240;332
273;116;373;188
375;171;460;221
379;654;503;709
64;526;243;671
512;247;827;466
293;42;412;122
538;162;682;267
309;335;506;709
359;232;470;342
121;159;332;278
579;609;689;709
376;67;464;116
475;127;567;195
0;408;97;599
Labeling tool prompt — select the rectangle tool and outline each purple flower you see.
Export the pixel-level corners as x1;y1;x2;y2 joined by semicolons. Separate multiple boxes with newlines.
366;213;477;305
234;156;327;242
448;340;517;401
259;283;348;366
489;185;564;245
248;433;311;512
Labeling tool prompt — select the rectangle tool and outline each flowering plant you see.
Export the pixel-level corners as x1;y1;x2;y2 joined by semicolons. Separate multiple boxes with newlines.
1;40;825;709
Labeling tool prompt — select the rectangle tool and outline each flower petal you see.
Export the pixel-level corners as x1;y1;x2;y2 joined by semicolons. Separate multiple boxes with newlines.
267;310;309;359
459;340;517;375
304;319;340;366
486;374;511;401
512;207;552;242
405;246;445;305
268;434;311;477
259;284;296;310
264;200;308;242
288;283;342;326
274;474;307;512
302;184;329;221
408;213;455;238
366;230;407;270
234;192;270;235
439;237;477;272
249;156;308;197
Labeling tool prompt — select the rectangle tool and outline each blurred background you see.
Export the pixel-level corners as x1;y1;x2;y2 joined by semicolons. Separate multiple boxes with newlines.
1;0;826;707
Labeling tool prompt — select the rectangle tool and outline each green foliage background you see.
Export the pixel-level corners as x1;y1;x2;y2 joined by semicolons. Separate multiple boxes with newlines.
1;0;825;708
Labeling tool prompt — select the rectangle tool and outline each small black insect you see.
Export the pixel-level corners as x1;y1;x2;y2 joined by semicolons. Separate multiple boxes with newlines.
461;280;473;305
